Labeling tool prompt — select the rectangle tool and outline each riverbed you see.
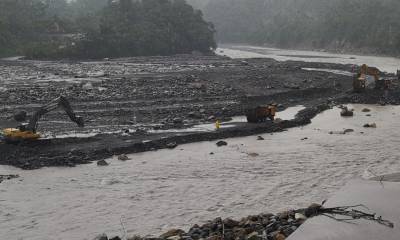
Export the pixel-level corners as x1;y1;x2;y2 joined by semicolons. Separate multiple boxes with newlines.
218;45;400;73
1;104;400;240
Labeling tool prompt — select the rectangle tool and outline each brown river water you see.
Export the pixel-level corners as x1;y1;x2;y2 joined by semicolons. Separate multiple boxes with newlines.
1;46;400;240
1;104;400;240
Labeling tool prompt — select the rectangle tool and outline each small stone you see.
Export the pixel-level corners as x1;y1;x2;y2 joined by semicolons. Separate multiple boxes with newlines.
274;233;286;240
117;154;130;161
160;229;185;239
340;107;354;117
363;123;377;128
110;237;122;240
173;118;183;124
257;136;264;140
294;213;307;220
216;141;227;147
97;160;109;166
248;153;259;157
93;234;108;240
223;218;239;228
127;236;142;240
166;142;178;149
246;232;261;240
362;108;371;112
343;129;354;134
209;152;214;155
167;236;182;240
277;211;290;220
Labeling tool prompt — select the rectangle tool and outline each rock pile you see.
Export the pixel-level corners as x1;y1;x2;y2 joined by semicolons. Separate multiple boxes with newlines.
100;205;325;240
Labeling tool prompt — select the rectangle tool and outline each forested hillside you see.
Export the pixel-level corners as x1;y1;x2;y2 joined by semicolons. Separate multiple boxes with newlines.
203;0;400;55
0;0;216;58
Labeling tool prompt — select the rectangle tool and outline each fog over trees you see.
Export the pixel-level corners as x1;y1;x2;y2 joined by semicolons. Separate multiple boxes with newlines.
1;0;399;58
202;0;400;55
0;0;216;58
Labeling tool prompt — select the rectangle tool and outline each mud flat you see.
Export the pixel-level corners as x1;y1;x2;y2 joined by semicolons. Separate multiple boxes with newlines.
1;53;400;169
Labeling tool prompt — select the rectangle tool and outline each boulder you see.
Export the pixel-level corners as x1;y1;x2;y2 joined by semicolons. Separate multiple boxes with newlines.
166;142;178;149
110;237;122;240
246;232;261;240
216;141;227;147
97;160;109;166
223;218;239;228
160;229;185;239
167;236;181;240
274;233;286;240
117;154;130;161
340;107;354;117
362;108;371;112
363;123;377;128
257;136;264;141
343;129;354;134
93;234;108;240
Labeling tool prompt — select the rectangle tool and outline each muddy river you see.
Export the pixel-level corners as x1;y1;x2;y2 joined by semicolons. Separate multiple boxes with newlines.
218;45;400;73
1;104;400;240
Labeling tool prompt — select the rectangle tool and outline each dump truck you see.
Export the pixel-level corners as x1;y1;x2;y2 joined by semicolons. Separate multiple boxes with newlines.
246;105;276;123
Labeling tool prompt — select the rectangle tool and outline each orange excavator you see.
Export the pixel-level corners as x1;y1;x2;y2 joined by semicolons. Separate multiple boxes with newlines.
353;64;391;92
0;96;84;142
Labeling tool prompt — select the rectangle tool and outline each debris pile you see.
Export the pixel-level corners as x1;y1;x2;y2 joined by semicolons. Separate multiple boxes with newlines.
98;203;394;240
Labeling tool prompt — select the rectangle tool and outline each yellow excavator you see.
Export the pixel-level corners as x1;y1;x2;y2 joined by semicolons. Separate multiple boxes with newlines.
0;96;84;142
246;104;277;123
353;64;391;92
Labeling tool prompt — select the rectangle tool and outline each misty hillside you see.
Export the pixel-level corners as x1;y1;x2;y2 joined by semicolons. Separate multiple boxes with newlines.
202;0;400;55
0;0;216;58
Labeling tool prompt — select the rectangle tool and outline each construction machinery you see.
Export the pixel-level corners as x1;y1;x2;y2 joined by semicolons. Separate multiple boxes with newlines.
1;96;84;142
353;64;391;92
246;104;276;123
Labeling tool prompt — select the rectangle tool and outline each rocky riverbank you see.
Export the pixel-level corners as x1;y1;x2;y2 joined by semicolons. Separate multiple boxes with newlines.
1;54;399;169
95;204;324;240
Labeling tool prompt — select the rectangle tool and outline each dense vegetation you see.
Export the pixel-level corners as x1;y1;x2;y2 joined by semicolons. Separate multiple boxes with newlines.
203;0;400;55
0;0;216;58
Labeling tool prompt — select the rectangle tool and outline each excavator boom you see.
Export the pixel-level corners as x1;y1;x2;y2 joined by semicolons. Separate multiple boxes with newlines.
25;96;84;133
1;96;84;142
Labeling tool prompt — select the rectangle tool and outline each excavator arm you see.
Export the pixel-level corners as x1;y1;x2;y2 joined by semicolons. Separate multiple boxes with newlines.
23;96;84;133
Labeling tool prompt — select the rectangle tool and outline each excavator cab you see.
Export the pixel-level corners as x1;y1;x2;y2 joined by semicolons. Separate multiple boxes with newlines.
1;96;84;142
353;64;391;92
